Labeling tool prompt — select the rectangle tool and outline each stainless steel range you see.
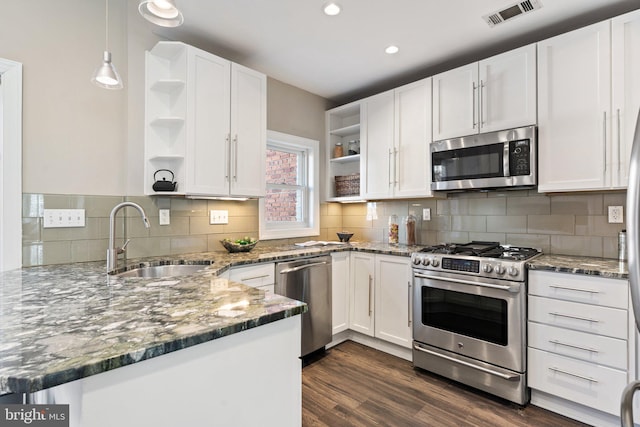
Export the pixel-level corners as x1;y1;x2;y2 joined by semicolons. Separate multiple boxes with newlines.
411;241;541;405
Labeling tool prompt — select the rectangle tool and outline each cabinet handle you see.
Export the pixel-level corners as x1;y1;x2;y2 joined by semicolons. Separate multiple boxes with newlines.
603;111;607;175
368;275;373;316
240;273;270;281
480;80;485;127
617;108;621;172
548;366;598;383
549;312;600;323
548;339;599;354
472;82;477;129
548;284;600;294
388;149;393;186
407;281;412;327
394;148;399;185
225;134;231;181
233;135;239;181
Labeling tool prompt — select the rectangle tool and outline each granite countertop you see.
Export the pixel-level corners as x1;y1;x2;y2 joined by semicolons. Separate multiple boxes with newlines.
527;254;628;280
0;240;625;396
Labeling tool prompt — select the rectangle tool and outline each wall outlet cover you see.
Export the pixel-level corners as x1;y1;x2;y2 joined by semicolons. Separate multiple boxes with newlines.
43;209;86;228
159;209;171;226
210;210;229;225
608;206;624;224
422;208;431;221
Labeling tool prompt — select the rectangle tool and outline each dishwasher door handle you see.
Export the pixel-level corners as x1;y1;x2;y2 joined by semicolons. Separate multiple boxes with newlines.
279;261;328;274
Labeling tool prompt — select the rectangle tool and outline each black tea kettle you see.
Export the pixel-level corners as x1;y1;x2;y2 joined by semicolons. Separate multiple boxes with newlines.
152;169;177;192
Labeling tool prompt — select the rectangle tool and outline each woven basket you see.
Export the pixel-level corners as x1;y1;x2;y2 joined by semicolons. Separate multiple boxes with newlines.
335;174;360;197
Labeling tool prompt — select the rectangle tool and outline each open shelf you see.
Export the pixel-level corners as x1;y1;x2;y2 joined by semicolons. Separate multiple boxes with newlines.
330;123;360;137
330;154;360;164
150;79;186;92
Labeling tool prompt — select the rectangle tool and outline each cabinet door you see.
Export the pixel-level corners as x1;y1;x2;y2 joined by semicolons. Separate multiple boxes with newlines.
432;63;478;140
374;255;412;348
394;78;432;198
479;44;536;133
230;63;267;197
612;9;640;188
186;48;231;196
349;252;375;336
537;21;611;192
331;252;350;335
362;91;394;199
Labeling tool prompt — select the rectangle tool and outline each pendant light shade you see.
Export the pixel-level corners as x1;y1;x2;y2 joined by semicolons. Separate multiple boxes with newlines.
138;0;184;27
92;51;123;90
92;0;123;90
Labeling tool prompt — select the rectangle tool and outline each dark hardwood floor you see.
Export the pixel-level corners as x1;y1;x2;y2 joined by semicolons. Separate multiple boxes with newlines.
302;341;588;427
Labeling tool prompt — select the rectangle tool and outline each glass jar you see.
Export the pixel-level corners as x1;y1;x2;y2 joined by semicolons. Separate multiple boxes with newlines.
334;142;344;158
388;214;399;245
405;213;416;246
348;139;360;155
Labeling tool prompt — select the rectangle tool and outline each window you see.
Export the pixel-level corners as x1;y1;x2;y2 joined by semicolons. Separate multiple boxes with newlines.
259;130;319;240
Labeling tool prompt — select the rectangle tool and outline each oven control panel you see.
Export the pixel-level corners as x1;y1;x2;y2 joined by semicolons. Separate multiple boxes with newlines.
411;253;529;281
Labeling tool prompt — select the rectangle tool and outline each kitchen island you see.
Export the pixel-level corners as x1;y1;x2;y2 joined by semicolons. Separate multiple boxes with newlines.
0;260;306;427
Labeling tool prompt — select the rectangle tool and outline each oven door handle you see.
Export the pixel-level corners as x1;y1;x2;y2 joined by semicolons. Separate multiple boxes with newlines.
413;272;520;293
413;343;519;381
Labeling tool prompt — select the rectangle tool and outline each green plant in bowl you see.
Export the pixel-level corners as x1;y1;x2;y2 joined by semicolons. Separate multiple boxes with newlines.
221;237;258;253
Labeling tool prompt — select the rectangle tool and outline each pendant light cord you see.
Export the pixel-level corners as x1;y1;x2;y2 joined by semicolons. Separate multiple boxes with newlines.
105;0;109;51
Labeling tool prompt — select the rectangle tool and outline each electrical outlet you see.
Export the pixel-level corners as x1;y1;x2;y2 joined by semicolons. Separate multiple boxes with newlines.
210;210;228;225
608;206;624;223
43;209;86;228
159;209;170;226
422;208;431;221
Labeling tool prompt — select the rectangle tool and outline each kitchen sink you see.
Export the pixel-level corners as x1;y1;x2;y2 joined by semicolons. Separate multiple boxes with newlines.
112;264;212;278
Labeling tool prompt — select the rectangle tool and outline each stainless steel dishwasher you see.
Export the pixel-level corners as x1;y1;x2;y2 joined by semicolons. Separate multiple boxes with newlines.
276;256;332;357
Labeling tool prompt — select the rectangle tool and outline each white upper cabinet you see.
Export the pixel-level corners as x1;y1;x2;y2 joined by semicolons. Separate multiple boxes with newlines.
612;9;640;188
361;78;432;199
433;44;536;141
145;41;266;198
538;10;640;192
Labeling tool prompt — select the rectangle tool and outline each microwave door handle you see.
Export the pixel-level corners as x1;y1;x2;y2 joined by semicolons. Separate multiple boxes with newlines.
503;142;510;177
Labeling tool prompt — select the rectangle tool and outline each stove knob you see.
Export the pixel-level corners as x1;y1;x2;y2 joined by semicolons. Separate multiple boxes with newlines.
495;265;506;275
508;266;519;277
421;258;431;266
483;264;493;273
412;257;421;265
431;258;440;267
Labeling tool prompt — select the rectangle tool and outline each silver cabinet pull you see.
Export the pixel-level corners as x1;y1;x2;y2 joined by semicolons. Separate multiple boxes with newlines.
472;81;477;129
240;273;270;281
617;108;621;172
548;366;598;383
368;274;373;316
549;312;600;323
233;135;239;181
407;281;412;327
603;111;607;175
480;79;485;127
388;149;393;186
548;284;600;294
549;339;599;353
394;148;399;185
225;134;231;181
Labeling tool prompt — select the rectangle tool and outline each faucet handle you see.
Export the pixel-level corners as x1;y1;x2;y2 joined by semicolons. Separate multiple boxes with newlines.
118;239;131;254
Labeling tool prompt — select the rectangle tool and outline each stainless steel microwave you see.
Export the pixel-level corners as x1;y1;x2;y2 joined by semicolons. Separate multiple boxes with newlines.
431;126;537;191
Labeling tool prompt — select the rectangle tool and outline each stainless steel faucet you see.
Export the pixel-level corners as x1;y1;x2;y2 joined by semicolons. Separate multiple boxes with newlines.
107;202;151;273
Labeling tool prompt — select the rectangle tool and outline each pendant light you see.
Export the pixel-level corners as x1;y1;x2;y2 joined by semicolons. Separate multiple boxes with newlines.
138;0;184;28
91;0;123;90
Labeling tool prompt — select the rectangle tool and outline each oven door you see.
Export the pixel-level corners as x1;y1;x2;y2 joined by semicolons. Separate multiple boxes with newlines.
412;270;525;372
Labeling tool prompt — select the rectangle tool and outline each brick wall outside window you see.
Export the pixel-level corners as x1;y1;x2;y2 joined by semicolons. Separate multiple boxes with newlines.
266;149;299;222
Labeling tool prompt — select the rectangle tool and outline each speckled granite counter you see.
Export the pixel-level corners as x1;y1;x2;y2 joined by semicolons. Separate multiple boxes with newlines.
527;254;628;280
0;241;418;396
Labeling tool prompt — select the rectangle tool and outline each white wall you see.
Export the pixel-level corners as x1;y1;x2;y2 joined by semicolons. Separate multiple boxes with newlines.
0;0;128;196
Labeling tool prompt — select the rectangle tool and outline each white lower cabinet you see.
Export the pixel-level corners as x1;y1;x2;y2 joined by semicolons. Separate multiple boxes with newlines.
228;263;275;294
527;270;631;419
348;252;411;349
331;252;350;335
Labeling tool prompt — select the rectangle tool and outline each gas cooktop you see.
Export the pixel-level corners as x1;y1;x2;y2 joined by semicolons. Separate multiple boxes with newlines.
419;241;541;261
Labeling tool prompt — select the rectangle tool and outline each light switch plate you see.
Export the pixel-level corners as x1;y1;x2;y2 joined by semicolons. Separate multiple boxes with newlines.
43;209;86;228
422;208;431;221
159;209;170;225
210;210;228;225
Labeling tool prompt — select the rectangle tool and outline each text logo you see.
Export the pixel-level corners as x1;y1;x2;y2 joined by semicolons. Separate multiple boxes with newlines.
0;405;69;426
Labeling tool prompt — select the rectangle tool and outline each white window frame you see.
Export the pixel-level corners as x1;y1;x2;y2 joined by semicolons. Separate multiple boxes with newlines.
0;58;22;272
259;130;319;240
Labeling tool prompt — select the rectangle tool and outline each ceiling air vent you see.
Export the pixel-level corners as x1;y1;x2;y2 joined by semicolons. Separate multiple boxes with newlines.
482;0;543;27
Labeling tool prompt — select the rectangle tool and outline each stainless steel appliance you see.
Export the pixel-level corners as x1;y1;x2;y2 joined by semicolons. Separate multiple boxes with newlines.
276;256;332;357
621;110;640;426
431;126;537;191
412;241;541;405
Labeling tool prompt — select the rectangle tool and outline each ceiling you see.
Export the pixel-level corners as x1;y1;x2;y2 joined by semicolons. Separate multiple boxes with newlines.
151;0;640;103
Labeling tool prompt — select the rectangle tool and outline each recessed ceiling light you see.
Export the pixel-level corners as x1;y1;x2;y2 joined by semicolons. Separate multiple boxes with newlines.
323;2;341;16
385;45;399;54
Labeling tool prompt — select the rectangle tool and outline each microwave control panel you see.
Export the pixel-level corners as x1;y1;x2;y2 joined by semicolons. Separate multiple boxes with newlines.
509;139;530;176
